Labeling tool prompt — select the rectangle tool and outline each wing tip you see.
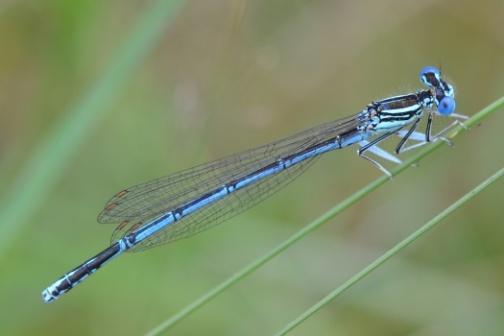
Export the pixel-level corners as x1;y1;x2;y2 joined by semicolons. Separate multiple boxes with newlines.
97;189;131;223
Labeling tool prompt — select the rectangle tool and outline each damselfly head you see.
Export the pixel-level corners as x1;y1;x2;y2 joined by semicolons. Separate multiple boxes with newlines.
419;66;456;116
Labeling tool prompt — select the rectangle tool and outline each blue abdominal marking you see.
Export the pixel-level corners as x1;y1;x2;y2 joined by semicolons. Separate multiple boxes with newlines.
133;213;175;243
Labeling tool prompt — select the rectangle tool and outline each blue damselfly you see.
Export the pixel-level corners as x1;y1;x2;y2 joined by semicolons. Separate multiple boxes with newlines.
42;66;465;303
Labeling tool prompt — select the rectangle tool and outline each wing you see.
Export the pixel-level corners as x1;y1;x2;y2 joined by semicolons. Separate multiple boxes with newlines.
98;116;359;224
97;115;361;251
114;155;317;251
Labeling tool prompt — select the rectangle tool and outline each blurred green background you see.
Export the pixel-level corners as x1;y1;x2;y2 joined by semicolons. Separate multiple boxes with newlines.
0;0;503;335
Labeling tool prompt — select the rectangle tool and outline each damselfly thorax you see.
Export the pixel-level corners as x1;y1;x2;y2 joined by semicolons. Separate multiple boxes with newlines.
364;91;433;134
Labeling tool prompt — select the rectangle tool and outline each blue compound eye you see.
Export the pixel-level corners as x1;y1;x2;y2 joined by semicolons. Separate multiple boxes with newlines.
438;96;456;116
419;66;440;79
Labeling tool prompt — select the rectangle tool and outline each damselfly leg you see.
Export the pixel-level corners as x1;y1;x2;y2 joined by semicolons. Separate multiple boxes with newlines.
431;113;469;139
395;119;420;154
396;112;468;153
358;131;399;177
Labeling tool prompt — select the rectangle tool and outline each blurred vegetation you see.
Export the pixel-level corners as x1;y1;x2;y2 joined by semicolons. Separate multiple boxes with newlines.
0;1;503;335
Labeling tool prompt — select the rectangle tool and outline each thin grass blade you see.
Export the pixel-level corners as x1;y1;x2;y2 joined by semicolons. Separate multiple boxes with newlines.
0;0;185;256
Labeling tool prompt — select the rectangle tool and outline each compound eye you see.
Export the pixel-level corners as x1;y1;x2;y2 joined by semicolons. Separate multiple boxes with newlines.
438;96;456;116
419;66;441;80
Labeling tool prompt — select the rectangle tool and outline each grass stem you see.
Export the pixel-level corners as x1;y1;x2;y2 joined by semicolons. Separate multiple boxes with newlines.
0;0;185;256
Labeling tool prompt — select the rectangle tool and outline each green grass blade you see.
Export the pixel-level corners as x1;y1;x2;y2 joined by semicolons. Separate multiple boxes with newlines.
146;97;504;336
275;167;504;336
0;0;185;256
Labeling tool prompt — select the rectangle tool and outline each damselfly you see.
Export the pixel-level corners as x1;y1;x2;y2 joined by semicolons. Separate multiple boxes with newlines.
42;66;466;303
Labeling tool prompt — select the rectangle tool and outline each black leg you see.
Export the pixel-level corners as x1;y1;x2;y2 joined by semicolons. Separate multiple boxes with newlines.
358;131;396;155
358;131;397;177
395;119;420;154
425;113;433;142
